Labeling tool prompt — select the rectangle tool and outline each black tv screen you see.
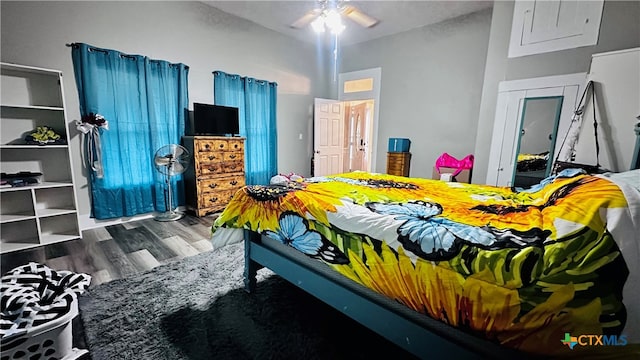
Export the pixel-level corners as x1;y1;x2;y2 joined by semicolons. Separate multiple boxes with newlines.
193;103;240;136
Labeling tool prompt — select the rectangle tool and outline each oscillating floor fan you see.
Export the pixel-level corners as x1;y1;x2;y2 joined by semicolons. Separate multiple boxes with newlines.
153;144;190;221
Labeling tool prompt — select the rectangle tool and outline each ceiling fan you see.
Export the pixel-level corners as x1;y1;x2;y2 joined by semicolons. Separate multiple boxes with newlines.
290;0;379;34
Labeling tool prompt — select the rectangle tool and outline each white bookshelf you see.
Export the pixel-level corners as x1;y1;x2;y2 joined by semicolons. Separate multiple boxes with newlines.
1;62;81;253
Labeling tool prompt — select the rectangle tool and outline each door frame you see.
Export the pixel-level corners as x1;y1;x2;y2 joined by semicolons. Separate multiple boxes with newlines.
338;67;382;172
512;95;564;186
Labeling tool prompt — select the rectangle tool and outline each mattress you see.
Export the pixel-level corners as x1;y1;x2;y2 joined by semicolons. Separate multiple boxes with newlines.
212;170;640;357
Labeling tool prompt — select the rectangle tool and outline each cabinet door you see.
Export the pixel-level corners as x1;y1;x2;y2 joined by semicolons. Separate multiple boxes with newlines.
487;73;585;187
509;0;604;58
574;48;640;172
487;91;526;187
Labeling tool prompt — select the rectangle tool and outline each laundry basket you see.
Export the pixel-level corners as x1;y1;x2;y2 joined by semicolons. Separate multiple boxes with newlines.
0;301;87;360
1;263;91;360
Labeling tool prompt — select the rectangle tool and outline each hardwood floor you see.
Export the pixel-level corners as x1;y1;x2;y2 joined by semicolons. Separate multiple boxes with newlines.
1;213;220;359
1;213;219;287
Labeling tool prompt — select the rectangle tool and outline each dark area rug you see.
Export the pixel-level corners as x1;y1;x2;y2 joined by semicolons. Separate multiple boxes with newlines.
78;242;416;360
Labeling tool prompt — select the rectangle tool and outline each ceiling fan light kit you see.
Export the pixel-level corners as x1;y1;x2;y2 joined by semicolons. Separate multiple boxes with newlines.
312;9;345;34
291;0;378;34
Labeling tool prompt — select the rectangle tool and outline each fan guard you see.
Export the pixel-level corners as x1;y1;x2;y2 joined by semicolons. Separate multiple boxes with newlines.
153;144;190;222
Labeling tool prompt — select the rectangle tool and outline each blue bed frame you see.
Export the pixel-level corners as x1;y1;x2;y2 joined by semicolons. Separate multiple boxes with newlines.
242;230;540;360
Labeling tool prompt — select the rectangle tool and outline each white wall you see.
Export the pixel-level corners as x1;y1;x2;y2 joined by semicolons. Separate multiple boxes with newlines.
1;1;327;225
340;9;493;178
474;0;640;184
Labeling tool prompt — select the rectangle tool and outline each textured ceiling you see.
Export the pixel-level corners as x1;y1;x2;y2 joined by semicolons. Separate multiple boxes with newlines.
203;1;494;46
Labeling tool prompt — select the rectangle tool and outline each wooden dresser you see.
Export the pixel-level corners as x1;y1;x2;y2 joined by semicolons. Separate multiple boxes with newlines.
387;152;411;177
182;136;245;216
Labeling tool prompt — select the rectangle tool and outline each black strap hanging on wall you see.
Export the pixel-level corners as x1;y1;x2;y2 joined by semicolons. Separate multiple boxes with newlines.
589;81;601;167
552;80;606;174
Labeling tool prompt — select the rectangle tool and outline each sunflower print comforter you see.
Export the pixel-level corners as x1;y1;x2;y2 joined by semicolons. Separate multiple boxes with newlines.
212;170;640;357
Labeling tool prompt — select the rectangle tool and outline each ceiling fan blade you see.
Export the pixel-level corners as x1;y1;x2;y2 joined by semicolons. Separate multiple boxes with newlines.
341;5;379;28
290;9;321;29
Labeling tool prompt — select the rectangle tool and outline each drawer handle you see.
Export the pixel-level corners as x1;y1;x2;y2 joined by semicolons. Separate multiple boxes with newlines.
207;167;216;171
205;144;210;149
208;155;215;160
219;144;224;148
229;154;236;159
234;144;239;148
209;197;218;202
230;180;238;186
208;183;218;189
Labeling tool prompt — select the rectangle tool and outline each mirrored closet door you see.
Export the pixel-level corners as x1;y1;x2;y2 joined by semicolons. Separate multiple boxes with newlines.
486;73;586;187
512;96;563;187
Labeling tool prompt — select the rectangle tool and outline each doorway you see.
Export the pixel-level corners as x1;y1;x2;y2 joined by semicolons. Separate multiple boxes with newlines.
312;68;381;177
312;98;374;176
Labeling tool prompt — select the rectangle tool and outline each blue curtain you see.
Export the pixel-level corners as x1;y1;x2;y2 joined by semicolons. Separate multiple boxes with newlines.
214;71;278;185
71;43;189;219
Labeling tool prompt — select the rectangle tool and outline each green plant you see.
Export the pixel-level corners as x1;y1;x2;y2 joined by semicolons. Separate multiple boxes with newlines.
30;126;61;144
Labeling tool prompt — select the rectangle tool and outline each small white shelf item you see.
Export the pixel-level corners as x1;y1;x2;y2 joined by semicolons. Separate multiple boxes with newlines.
1;62;81;253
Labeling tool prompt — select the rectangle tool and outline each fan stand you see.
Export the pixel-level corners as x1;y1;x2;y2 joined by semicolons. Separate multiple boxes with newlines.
154;165;184;222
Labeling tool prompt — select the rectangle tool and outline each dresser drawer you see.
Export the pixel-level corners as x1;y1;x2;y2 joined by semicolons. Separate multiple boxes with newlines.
227;139;244;152
223;152;243;162
387;163;406;172
198;162;223;175
222;160;243;173
198;160;244;176
199;176;245;193
200;190;231;210
196;139;228;152
196;150;243;164
197;152;222;163
200;189;241;210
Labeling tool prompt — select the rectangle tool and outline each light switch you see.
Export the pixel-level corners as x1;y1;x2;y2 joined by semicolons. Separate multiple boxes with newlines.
298;133;303;140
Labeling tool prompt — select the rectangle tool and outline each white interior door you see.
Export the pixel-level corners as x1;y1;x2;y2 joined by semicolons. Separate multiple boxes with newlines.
350;102;368;171
313;98;344;176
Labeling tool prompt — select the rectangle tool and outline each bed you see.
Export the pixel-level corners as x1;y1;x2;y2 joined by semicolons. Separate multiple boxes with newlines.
211;169;640;359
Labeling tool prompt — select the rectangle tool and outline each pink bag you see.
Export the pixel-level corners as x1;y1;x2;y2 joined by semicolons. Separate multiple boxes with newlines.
435;153;474;177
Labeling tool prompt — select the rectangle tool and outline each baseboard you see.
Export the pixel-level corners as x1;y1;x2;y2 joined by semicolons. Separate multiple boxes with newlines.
78;206;188;231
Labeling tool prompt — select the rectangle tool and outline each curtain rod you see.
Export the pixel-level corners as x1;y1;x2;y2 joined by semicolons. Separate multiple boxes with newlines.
213;70;277;86
65;43;189;69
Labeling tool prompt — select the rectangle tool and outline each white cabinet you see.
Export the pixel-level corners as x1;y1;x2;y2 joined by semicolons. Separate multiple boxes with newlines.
509;0;604;58
486;73;586;186
1;62;80;253
573;48;640;172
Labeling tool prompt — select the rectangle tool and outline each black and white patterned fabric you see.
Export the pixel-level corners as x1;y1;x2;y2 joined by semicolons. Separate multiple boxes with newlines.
0;263;91;340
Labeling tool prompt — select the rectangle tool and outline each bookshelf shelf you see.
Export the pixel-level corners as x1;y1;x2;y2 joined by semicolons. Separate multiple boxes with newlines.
1;62;80;254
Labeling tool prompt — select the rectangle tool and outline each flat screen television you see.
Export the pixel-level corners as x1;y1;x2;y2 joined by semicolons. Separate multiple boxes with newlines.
193;103;240;136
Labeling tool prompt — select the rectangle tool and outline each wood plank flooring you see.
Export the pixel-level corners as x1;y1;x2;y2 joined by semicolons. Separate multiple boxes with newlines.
1;213;219;287
1;213;219;359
